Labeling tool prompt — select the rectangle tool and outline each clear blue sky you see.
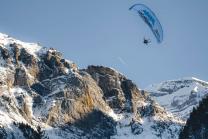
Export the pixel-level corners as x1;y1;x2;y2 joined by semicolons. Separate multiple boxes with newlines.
0;0;208;88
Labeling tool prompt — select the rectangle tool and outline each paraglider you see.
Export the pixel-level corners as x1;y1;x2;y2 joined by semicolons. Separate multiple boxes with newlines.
143;37;151;45
129;4;163;44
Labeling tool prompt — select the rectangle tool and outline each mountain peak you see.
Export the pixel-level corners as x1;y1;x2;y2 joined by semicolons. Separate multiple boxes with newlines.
0;33;184;139
183;77;208;85
0;32;47;59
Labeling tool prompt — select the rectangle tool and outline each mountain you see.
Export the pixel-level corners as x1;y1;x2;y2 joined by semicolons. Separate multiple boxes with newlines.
145;77;208;120
0;33;183;139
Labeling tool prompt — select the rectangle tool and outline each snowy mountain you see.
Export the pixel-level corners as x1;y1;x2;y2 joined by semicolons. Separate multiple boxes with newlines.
0;33;183;139
146;77;208;120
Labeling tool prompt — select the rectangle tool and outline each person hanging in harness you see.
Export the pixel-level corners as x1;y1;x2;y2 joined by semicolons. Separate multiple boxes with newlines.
143;37;151;45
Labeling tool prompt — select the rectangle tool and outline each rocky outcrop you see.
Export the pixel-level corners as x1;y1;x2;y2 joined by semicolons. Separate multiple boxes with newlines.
86;65;147;114
14;67;29;86
42;72;109;126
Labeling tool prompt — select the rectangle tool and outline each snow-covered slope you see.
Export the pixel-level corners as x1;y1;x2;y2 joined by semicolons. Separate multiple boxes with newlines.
0;33;45;58
146;77;208;120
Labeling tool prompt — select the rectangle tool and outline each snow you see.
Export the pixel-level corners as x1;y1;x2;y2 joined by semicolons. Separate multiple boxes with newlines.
108;103;182;139
0;111;26;139
184;77;208;85
45;126;78;139
46;84;66;97
137;118;157;139
0;87;30;139
9;87;34;119
146;77;208;120
111;113;135;139
64;67;69;74
0;32;46;59
108;109;123;121
33;98;55;119
0;111;14;126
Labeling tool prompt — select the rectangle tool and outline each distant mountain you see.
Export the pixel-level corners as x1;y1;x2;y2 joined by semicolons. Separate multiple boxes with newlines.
146;77;208;120
0;33;183;139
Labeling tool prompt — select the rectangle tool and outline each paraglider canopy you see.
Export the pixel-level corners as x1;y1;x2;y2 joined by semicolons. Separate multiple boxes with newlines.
129;4;163;43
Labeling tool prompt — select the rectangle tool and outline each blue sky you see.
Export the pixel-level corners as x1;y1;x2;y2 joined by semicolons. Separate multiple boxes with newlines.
0;0;208;88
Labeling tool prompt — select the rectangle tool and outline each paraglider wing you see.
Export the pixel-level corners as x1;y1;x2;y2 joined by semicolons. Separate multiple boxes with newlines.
129;4;163;43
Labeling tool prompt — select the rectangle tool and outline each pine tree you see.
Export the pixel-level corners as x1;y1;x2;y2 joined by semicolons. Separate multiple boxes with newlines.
37;126;49;139
179;95;208;139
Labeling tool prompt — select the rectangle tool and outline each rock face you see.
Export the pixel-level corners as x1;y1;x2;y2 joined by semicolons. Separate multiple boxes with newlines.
0;33;183;139
86;65;146;113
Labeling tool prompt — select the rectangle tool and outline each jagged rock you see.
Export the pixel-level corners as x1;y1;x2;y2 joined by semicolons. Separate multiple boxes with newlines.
11;43;21;65
131;121;143;135
86;65;146;113
0;47;10;60
121;79;146;113
44;50;61;69
19;48;37;66
27;69;109;127
31;83;51;96
14;67;29;86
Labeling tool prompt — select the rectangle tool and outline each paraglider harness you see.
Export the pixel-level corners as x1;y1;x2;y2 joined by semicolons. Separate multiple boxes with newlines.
143;38;151;45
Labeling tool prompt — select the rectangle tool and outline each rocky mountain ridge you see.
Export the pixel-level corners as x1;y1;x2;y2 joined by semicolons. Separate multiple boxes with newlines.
0;33;200;139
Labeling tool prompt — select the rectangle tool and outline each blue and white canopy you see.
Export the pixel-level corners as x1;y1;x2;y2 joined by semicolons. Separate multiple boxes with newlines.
129;4;163;43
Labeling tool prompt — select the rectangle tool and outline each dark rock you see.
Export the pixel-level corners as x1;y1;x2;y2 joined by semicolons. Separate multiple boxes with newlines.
11;43;20;64
0;47;10;59
0;127;8;139
72;109;117;138
31;83;51;96
37;62;53;81
14;67;29;86
43;50;62;69
131;121;143;135
19;48;37;66
33;95;44;105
